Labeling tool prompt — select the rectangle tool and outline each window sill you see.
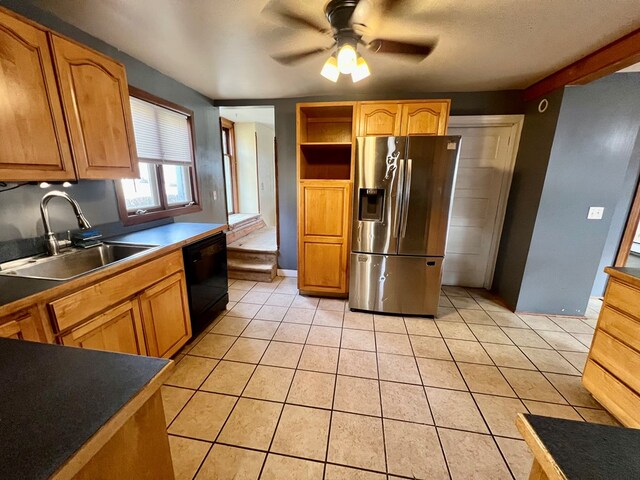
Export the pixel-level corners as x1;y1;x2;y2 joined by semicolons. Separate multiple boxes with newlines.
119;204;202;226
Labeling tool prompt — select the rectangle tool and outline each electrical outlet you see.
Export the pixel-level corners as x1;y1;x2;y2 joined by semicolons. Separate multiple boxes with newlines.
587;207;604;220
213;191;217;201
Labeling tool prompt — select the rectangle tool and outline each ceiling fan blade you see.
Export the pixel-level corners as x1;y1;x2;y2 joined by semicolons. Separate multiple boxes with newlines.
271;46;332;65
367;38;437;60
262;2;330;35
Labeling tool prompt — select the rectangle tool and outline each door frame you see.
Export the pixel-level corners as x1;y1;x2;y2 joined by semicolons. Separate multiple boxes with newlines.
614;177;640;266
448;114;524;289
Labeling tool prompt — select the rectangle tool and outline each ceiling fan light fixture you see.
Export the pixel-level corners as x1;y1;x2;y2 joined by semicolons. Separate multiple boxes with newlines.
351;55;370;82
320;54;340;82
337;43;357;74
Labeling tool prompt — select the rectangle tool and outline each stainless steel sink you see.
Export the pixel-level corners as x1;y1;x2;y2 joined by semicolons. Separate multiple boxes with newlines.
0;243;154;281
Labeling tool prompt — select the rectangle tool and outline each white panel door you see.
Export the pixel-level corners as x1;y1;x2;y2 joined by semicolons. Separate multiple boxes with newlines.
444;125;514;287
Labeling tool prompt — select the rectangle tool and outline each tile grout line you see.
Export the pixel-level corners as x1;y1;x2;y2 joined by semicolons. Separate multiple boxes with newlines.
403;314;453;480
321;301;345;478
255;297;318;479
371;311;389;476
167;280;607;479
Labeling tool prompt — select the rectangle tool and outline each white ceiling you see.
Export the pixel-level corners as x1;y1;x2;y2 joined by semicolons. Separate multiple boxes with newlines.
219;106;275;128
618;62;640;73
35;0;640;99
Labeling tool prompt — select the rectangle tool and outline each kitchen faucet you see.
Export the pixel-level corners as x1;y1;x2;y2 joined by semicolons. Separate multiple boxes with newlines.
40;191;92;256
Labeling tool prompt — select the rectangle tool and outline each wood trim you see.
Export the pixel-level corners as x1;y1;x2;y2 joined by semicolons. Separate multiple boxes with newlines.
615;177;640;266
274;136;280;250
524;28;640;101
115;86;202;226
51;364;173;479
220;117;239;214
516;414;567;480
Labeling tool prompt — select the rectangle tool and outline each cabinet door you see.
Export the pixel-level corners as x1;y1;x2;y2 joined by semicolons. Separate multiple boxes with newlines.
298;181;350;294
50;34;139;180
60;300;147;355
140;272;191;358
357;103;401;136
400;102;449;135
0;308;45;341
0;9;75;181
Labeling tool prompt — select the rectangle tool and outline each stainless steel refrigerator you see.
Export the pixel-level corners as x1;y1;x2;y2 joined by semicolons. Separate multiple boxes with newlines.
349;135;461;316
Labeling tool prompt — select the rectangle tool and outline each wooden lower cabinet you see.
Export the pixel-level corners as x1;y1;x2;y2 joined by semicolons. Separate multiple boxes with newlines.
60;300;147;356
583;268;640;427
48;250;191;358
140;272;191;358
0;308;45;341
298;180;351;295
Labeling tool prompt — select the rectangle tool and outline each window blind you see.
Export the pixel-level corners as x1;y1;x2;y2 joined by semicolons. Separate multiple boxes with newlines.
130;96;193;164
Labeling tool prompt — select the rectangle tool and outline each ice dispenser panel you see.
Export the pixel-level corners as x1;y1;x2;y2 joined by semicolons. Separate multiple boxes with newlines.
358;188;385;222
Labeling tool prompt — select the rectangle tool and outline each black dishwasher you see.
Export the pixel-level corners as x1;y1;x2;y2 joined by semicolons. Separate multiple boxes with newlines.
183;232;228;334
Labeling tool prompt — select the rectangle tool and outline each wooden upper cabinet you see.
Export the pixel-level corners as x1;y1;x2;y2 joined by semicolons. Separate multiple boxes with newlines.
400;101;450;136
0;9;75;181
357;103;401;136
50;34;139;179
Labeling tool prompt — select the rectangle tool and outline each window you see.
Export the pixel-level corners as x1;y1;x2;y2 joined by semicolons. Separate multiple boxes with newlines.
221;117;238;214
116;87;201;225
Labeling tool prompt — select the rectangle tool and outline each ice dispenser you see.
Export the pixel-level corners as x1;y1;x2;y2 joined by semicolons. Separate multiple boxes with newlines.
358;188;385;222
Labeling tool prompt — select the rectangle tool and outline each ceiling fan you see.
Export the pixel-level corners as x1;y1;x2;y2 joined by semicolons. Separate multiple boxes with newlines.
264;0;437;83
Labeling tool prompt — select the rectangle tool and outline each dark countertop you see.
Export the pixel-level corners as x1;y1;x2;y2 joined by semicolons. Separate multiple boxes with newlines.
525;414;640;479
0;222;226;310
606;266;640;279
0;276;61;309
0;338;170;480
107;222;226;246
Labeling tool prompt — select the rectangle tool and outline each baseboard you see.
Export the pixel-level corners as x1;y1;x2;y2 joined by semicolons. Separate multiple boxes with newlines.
277;269;297;277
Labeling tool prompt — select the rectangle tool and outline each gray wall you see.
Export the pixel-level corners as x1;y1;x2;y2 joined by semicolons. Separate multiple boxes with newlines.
0;0;226;248
495;74;640;314
591;131;640;296
492;89;565;308
217;91;524;270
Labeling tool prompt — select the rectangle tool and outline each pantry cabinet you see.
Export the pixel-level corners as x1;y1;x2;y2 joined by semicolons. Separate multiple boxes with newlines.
298;180;351;294
0;6;139;182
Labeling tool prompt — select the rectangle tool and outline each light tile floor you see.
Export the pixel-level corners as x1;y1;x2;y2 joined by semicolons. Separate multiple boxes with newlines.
162;277;615;480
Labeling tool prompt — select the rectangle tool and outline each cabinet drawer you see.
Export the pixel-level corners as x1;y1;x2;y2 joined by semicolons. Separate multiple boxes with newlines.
49;251;183;332
583;359;640;428
605;279;640;320
590;331;640;393
598;306;640;352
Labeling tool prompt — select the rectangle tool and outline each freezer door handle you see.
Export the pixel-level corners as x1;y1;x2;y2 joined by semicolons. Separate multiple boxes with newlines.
400;158;413;238
393;158;405;237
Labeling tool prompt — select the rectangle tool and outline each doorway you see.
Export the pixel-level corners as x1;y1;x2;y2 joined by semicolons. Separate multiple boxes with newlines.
219;105;277;232
444;115;524;288
219;106;279;281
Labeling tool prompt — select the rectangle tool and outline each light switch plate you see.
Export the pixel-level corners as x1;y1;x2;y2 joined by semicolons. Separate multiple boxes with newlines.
587;207;604;220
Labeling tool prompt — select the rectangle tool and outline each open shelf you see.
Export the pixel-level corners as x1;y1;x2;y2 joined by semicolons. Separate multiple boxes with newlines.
299;143;352;180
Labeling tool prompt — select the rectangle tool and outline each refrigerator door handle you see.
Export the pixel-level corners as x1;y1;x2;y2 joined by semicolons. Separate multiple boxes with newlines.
400;158;413;238
393;158;405;237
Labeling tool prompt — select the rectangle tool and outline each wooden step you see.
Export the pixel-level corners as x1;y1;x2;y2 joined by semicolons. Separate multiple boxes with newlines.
228;258;276;282
226;216;266;244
